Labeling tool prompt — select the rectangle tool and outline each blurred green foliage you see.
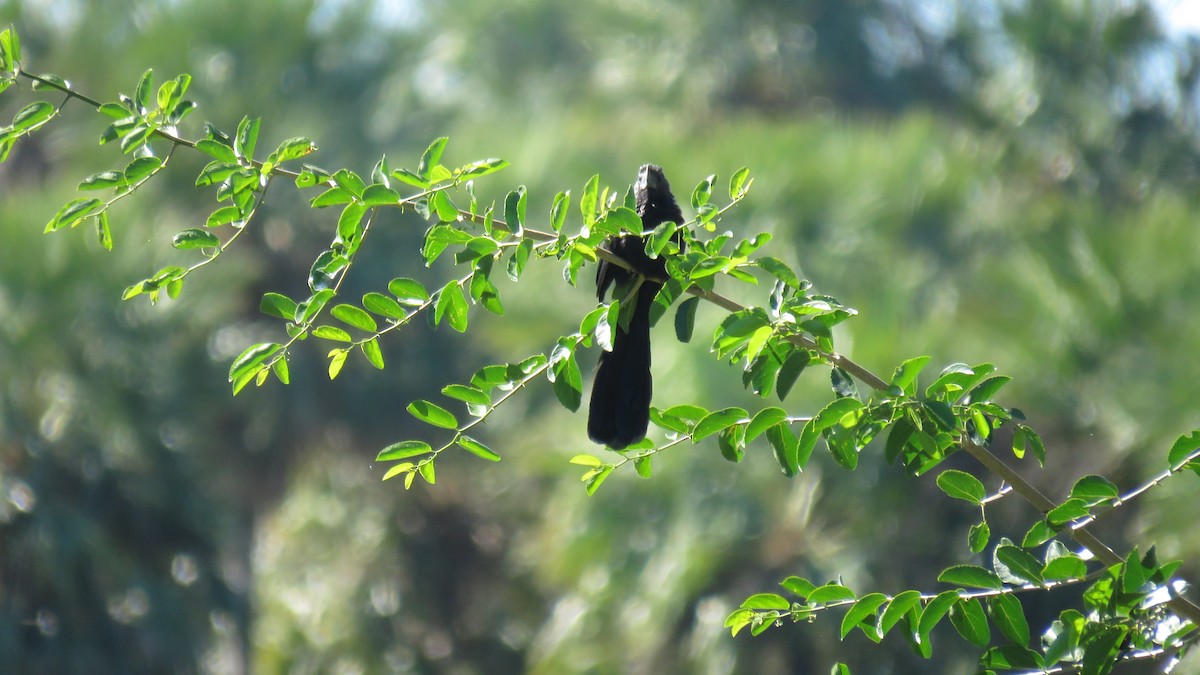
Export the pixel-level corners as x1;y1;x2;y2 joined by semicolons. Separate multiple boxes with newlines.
4;0;1200;672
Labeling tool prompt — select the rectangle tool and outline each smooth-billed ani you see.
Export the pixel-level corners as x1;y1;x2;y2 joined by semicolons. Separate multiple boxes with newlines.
587;164;683;449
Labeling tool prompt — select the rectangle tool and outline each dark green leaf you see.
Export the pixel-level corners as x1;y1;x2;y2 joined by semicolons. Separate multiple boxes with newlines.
756;256;801;288
987;594;1030;646
775;349;810;400
948;598;991;648
1021;520;1054;548
1167;429;1200;475
11;101;53;132
1042;555;1087;581
691;174;715;210
969;521;990;553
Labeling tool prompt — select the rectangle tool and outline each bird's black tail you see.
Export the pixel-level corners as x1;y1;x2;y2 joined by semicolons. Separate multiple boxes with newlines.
587;281;659;450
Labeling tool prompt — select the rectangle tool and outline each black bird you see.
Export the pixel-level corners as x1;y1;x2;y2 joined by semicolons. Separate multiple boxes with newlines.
587;164;684;449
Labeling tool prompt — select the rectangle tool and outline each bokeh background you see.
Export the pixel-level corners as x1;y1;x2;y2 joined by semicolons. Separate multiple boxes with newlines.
3;0;1200;672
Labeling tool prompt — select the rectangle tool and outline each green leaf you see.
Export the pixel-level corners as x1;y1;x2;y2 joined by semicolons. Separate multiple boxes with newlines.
133;69;154;111
1069;474;1119;505
1042;555;1087;581
1045;498;1090;527
96;211;113;251
389;277;430;305
550;349;583;413
45;198;102;233
647;220;680;258
878;590;922;636
756;256;801;288
311;186;353;208
569;454;603;467
456;157;510;179
337;202;368;241
504;186;527;235
580;174;598;224
360;338;384;369
780;576;816;599
948;598;990;648
327;349;348;381
938;565;1003;590
691;174;715;210
418;460;436;485
917;590;961;642
775;349;810;400
376;440;431;461
234;116;261;161
418;136;448;180
674;296;699;343
123;156;163;183
361;292;406;319
362;184;399;206
968;521;990;553
746;407;788;442
741;593;790;611
312;325;352;342
260;292;298;320
10;101;53;133
889;355;931;396
1167;429;1200;475
434;282;469;333
767;422;800;476
228;342;280;387
936;470;986;505
1021;520;1054;548
841;593;888;640
988;594;1030;646
457;436;501;462
431;190;459;222
270;136;316;164
78;170;126;191
729;166;752;199
172;228;220;250
550;190;570;233
995;544;1044;585
807;584;856;605
196;138;237;163
584;466;613;495
693;407;748;442
407;400;458;429
331;303;378;332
